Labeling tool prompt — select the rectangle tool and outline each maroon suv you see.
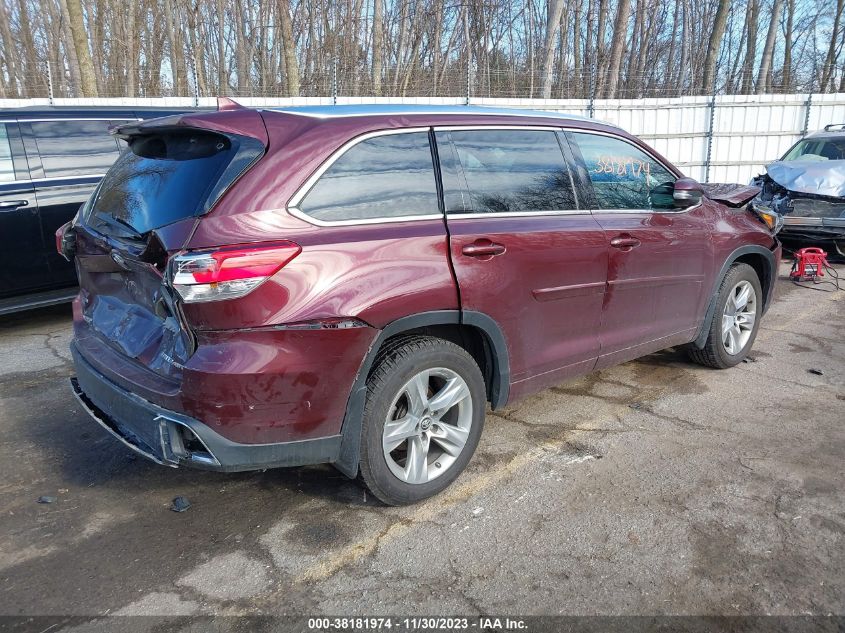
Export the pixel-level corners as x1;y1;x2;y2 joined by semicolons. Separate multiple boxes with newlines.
63;103;781;505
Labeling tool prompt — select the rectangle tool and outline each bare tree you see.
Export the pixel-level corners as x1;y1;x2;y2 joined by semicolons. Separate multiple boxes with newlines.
756;0;784;94
65;0;99;97
781;0;794;91
602;0;631;98
540;0;566;98
701;0;730;94
820;0;844;91
0;0;837;101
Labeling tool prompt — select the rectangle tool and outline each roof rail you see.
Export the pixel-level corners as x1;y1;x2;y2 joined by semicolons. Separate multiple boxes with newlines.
822;123;845;131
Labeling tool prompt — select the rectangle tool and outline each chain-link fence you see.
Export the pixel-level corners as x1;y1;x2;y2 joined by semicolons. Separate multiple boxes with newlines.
4;59;838;103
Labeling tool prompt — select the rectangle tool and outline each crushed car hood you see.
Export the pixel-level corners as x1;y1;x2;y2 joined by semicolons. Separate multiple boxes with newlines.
702;183;761;207
765;160;845;198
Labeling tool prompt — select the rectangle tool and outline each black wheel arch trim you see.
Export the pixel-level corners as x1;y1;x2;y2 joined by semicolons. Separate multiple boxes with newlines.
692;244;777;349
333;309;510;478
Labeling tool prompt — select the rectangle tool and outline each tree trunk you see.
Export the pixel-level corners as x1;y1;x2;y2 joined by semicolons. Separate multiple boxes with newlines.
540;0;565;98
0;3;20;96
186;3;208;98
432;0;442;96
583;0;593;94
278;0;300;96
124;1;137;97
57;0;83;96
701;0;729;94
819;0;844;91
16;0;36;88
372;0;383;95
740;0;757;93
601;0;631;98
781;0;794;91
163;0;188;95
217;0;227;93
573;1;582;96
65;0;99;97
677;0;689;89
86;0;105;95
234;2;249;94
557;5;569;97
665;2;679;94
756;0;783;94
627;0;645;94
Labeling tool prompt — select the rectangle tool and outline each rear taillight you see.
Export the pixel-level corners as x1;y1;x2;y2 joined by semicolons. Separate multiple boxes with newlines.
168;241;301;303
56;221;76;261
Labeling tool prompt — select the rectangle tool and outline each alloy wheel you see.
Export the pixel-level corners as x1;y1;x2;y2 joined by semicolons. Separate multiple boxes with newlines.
382;367;473;484
721;280;757;355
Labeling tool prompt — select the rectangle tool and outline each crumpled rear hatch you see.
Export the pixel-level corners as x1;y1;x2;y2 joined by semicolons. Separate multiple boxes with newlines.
72;115;266;383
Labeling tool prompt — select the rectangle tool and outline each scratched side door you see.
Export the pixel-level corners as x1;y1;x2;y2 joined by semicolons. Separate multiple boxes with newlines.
565;130;712;369
436;126;608;400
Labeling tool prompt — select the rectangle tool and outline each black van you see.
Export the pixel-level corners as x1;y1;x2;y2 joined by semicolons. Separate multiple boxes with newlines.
0;107;198;315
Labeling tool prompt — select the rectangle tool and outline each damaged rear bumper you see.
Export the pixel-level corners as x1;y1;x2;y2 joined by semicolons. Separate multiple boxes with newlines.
70;343;341;472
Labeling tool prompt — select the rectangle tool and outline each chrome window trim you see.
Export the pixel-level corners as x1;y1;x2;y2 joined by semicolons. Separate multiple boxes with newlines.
435;124;568;132
591;204;702;215
446;209;587;219
285;124;688;226
0;173;106;186
0;118;139;124
287;126;438;227
287;207;443;227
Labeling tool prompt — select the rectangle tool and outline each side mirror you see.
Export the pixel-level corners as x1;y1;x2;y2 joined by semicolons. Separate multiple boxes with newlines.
673;177;703;208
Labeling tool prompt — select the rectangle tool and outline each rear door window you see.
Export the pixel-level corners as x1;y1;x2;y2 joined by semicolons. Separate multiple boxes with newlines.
443;129;576;214
296;131;439;223
30;120;122;178
0;125;14;183
570;132;676;210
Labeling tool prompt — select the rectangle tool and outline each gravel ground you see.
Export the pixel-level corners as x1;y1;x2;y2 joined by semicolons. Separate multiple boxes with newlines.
0;263;842;625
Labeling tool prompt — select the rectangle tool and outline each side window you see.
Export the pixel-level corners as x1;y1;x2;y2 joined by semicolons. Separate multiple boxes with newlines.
297;131;439;222
571;132;676;210
30;120;121;178
0;125;14;183
446;129;576;214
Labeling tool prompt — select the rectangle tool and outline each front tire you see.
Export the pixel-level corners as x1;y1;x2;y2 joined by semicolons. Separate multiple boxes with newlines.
358;336;486;505
688;263;763;369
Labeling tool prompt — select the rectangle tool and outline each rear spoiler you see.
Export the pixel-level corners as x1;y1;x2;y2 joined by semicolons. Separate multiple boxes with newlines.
110;97;268;145
701;183;761;208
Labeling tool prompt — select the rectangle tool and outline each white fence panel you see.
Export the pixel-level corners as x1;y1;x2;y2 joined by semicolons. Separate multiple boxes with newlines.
2;93;844;186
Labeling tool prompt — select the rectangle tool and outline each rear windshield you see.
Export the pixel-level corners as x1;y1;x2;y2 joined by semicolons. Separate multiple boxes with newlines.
86;129;263;235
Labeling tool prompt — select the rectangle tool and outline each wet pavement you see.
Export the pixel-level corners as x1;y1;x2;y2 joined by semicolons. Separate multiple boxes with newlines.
0;263;842;620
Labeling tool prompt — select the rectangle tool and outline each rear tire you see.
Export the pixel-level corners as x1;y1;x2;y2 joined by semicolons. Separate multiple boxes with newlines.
687;263;763;369
358;336;486;506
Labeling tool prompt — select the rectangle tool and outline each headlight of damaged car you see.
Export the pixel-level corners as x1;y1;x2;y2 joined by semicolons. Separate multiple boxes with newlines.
750;202;784;235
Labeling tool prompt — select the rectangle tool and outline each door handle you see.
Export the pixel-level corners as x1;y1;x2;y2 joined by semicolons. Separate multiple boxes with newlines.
610;235;641;251
462;240;506;258
0;199;29;211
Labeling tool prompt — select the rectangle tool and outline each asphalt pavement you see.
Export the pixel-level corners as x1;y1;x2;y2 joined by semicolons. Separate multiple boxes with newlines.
0;263;842;624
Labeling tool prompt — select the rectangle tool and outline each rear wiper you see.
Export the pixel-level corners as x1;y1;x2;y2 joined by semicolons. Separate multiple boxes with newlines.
93;213;144;239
